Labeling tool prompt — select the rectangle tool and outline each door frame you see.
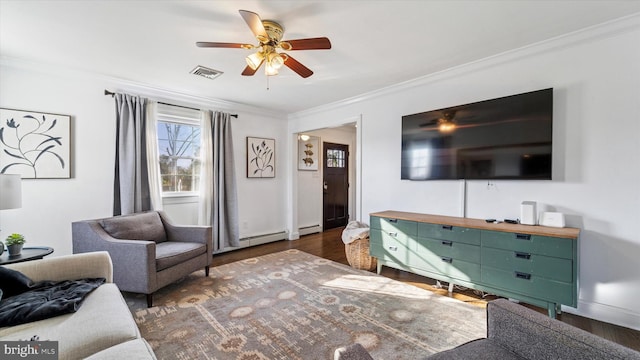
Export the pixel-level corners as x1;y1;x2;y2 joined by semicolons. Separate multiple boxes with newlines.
288;115;362;240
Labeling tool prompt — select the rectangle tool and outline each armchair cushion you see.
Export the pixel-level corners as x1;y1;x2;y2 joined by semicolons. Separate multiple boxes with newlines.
155;242;207;271
100;211;167;243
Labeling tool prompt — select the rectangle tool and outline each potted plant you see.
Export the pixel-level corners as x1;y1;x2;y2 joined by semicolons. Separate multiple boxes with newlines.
5;233;25;256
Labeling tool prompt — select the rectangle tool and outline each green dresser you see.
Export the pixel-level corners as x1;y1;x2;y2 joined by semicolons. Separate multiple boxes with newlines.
370;211;580;318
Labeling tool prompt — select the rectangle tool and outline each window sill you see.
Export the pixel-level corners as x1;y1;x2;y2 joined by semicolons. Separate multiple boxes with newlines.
162;192;199;205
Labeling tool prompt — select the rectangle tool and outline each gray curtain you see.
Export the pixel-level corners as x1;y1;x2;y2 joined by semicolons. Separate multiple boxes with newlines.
199;110;240;251
113;93;151;216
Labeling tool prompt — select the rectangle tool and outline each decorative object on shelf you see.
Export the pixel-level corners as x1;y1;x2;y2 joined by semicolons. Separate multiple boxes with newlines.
246;136;275;178
0;108;71;179
298;135;319;171
5;233;25;256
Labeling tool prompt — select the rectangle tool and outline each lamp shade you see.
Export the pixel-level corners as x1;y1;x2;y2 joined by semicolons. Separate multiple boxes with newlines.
0;174;22;210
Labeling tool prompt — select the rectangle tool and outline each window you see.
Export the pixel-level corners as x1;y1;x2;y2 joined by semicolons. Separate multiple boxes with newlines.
156;105;201;195
326;149;346;168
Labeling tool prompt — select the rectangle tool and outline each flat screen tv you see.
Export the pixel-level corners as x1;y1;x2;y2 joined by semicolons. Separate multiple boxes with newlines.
401;88;553;180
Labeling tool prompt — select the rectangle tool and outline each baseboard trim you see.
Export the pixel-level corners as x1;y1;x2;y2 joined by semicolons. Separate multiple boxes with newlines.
299;224;322;236
563;300;640;331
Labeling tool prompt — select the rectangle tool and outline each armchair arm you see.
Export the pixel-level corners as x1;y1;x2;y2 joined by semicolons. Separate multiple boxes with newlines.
6;251;113;283
159;211;213;247
72;221;157;293
487;299;640;359
334;343;374;360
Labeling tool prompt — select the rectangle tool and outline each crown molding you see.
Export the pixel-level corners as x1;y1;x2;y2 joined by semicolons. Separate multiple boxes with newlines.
289;12;640;120
0;56;286;120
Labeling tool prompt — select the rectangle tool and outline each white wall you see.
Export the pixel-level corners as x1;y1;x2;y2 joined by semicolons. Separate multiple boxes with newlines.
0;63;289;256
289;18;640;330
0;66;115;256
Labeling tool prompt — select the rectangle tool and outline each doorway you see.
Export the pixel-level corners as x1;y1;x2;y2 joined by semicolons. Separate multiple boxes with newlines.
323;142;349;230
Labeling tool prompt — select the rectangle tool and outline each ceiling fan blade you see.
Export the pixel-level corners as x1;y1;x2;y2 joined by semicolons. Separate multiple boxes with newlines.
284;37;332;50
284;55;313;78
239;10;268;40
241;59;264;76
196;42;251;49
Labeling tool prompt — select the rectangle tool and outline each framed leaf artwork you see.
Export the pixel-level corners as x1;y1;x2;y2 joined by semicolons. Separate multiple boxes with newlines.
247;136;275;178
0;108;71;179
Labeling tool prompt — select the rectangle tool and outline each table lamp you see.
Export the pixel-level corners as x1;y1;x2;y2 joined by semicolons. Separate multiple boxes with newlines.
1;174;22;253
0;174;22;210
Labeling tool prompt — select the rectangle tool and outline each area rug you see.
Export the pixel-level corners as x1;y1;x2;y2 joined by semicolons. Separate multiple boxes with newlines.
126;249;486;360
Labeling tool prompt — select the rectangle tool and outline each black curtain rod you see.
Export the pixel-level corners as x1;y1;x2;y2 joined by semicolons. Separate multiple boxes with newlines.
104;90;238;118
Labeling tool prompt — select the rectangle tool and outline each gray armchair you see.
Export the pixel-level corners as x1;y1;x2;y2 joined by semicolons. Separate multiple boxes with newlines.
72;211;212;307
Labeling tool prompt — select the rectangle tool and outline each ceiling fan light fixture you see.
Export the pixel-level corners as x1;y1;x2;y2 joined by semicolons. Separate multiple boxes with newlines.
246;52;264;70
265;60;279;76
268;52;285;70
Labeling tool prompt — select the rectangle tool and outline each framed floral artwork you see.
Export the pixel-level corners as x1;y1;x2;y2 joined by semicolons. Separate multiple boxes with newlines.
0;108;71;179
247;136;275;178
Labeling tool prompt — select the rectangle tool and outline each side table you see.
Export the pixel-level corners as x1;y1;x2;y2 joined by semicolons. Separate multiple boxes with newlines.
0;246;54;265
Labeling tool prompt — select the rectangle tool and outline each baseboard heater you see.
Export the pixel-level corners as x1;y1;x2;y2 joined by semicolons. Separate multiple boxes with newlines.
215;231;288;254
299;224;321;236
239;231;288;249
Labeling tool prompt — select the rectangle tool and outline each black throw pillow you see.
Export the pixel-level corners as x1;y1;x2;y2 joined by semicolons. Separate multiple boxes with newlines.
0;266;35;299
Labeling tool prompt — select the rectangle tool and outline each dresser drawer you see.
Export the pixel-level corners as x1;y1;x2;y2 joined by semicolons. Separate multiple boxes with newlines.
370;231;410;264
481;230;574;259
415;237;480;264
370;216;417;237
410;252;481;282
481;247;572;283
481;267;573;305
418;223;481;246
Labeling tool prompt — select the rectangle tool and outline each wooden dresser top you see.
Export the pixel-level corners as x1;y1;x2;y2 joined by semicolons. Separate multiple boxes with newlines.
370;210;580;239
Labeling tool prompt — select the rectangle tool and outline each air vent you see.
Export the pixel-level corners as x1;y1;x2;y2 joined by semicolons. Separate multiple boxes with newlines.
190;65;223;80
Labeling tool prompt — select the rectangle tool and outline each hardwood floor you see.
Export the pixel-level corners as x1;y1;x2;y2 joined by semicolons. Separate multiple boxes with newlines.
214;227;640;352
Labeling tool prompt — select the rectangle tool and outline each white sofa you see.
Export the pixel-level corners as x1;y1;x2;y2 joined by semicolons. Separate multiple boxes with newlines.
0;251;156;360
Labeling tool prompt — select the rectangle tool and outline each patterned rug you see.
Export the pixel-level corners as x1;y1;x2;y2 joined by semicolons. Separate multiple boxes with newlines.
125;250;486;360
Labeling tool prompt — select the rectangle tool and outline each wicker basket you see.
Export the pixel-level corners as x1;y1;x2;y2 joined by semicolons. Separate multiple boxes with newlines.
345;237;377;271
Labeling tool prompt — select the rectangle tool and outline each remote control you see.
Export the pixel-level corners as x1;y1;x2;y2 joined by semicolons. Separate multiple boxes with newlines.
485;219;496;223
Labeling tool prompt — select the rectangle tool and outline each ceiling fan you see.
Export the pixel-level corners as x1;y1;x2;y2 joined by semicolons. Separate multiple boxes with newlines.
196;10;331;78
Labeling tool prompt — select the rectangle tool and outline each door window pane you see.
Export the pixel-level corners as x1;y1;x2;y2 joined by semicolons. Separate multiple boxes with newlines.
327;149;346;168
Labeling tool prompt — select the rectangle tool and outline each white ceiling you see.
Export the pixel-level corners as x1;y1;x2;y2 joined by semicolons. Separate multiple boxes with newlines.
2;1;640;114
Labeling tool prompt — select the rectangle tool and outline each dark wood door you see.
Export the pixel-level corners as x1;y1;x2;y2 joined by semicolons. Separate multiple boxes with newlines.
323;142;349;230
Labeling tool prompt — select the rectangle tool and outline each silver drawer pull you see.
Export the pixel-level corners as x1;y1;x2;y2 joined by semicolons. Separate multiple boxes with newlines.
388;232;398;237
388;246;398;251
